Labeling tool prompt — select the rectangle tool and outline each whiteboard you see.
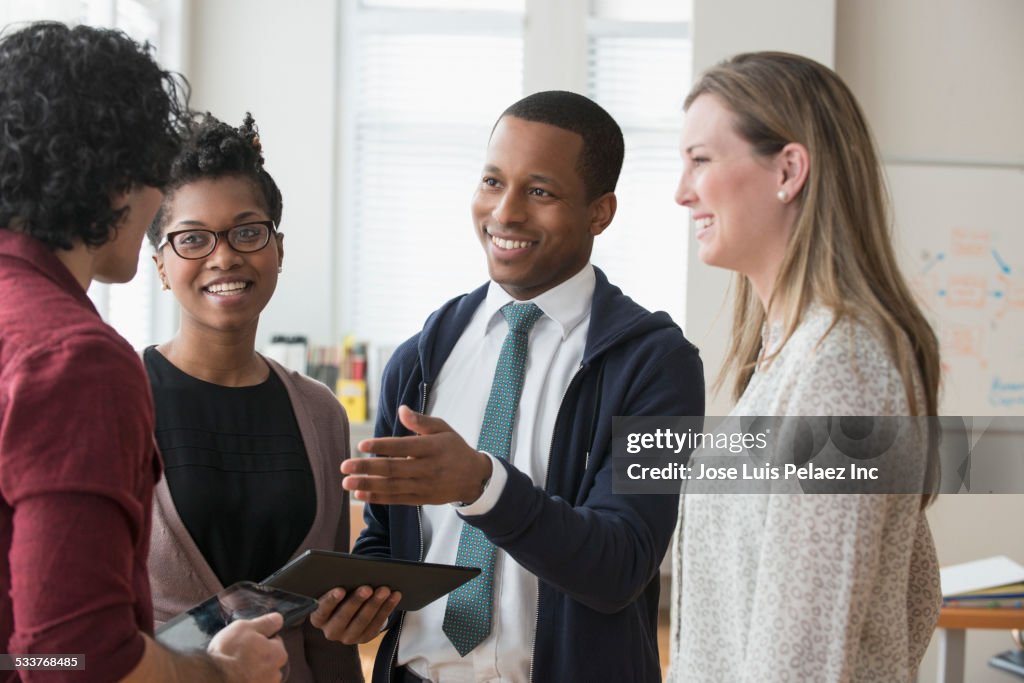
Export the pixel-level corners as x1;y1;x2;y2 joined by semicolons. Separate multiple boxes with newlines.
886;164;1024;416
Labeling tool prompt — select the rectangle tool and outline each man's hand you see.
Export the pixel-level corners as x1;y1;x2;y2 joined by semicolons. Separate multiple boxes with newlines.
208;612;288;683
341;405;493;506
310;585;402;644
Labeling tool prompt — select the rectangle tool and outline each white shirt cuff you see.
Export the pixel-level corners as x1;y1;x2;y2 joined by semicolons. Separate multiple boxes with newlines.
454;452;507;516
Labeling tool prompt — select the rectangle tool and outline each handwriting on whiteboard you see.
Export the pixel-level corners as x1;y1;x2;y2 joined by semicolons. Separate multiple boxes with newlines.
911;228;1022;407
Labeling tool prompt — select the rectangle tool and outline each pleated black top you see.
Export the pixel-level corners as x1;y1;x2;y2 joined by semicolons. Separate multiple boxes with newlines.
144;346;315;586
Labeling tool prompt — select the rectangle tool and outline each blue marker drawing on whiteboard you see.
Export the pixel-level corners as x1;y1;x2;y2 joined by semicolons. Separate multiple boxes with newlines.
991;249;1011;274
922;252;945;274
990;377;1024;407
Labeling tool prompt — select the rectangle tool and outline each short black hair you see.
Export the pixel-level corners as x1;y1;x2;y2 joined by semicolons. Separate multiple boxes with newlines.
500;90;624;200
0;22;190;250
147;112;283;248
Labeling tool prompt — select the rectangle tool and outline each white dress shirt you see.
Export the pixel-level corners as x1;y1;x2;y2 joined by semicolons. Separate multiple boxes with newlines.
398;264;595;683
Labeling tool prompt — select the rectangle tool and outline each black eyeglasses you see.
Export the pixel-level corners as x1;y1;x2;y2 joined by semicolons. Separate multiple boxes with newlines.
157;220;277;260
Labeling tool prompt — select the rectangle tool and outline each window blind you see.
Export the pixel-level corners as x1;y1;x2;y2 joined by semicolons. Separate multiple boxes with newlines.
591;0;690;23
587;24;692;326
362;0;523;12
92;0;166;350
343;16;524;344
341;0;693;343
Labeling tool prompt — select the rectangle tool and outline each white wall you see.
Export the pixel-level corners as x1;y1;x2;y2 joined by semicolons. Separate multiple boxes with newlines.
184;0;339;351
836;0;1024;165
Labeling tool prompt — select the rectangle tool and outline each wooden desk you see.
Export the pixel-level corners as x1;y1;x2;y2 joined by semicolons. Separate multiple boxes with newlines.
935;607;1024;683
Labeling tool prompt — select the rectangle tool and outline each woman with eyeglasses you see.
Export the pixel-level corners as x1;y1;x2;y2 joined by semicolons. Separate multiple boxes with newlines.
144;113;375;682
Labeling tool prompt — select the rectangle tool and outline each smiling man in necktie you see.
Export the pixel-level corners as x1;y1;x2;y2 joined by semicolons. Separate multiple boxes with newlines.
325;91;704;683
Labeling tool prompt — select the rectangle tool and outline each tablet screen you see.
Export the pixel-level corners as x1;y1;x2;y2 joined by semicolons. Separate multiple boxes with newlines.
156;581;317;651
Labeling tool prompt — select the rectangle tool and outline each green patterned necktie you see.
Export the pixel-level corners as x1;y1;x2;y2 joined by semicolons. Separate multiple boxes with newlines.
442;302;544;657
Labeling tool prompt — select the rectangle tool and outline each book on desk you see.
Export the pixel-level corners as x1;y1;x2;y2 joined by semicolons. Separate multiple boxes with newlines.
941;556;1024;609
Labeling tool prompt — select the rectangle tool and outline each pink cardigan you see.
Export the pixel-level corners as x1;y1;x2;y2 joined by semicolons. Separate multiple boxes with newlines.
147;356;362;682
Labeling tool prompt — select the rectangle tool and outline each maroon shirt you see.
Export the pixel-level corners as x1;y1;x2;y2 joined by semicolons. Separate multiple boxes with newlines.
0;230;162;682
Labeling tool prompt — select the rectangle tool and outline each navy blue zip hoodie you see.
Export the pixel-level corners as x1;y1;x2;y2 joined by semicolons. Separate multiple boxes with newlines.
356;267;704;682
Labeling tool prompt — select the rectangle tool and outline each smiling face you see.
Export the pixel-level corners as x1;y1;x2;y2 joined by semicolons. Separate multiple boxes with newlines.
675;94;792;292
471;115;614;301
154;176;283;334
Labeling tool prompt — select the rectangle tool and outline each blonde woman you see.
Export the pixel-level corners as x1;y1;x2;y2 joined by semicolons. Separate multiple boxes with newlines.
668;52;941;682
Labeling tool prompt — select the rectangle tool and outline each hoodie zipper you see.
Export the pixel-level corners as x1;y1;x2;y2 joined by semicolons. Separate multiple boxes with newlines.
416;503;425;560
385;381;431;682
528;362;586;683
416;379;429;562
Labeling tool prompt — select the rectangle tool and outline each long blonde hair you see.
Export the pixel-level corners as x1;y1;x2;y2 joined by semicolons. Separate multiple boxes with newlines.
686;52;940;421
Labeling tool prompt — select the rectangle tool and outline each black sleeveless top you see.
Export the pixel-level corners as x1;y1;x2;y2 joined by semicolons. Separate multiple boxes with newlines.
144;346;315;586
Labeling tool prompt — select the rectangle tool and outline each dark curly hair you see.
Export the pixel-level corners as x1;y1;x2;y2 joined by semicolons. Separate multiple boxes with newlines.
147;112;283;248
500;90;624;201
0;22;190;250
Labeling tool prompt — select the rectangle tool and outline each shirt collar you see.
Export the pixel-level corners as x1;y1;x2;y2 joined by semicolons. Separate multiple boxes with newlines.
0;229;96;312
482;263;596;340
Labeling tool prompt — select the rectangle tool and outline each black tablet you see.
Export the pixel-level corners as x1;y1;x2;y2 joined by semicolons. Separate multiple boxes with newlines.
262;550;481;612
156;581;317;651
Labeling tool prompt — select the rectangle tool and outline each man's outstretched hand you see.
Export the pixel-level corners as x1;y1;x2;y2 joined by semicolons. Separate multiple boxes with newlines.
341;406;493;506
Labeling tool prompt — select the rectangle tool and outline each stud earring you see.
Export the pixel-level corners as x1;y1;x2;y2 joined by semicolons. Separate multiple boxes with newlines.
277;266;283;274
161;281;170;291
777;190;788;202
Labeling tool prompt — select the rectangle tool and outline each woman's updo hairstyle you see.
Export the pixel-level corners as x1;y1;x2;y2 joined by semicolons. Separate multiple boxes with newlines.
147;112;282;247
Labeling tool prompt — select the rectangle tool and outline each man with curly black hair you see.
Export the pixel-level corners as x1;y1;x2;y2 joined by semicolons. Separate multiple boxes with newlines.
0;22;288;683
